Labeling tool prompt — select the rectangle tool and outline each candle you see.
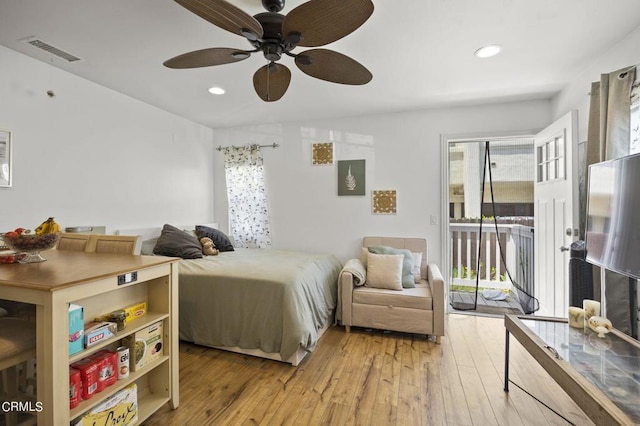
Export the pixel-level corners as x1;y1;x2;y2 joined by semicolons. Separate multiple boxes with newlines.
583;299;601;326
568;306;585;328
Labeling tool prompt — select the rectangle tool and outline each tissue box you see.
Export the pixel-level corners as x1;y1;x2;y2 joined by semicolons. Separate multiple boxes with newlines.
84;321;118;348
122;321;163;371
74;383;138;426
69;304;84;356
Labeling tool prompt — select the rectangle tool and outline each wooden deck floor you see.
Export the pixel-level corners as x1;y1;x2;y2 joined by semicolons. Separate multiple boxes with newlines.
142;314;592;425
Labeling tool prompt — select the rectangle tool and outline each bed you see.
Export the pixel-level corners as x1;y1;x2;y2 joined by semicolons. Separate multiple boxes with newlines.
116;225;341;365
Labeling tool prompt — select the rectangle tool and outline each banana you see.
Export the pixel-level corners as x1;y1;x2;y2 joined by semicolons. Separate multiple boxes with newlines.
35;217;60;235
49;220;60;233
35;219;49;235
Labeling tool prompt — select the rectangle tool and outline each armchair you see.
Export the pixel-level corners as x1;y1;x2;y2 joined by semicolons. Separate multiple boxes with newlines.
339;237;445;343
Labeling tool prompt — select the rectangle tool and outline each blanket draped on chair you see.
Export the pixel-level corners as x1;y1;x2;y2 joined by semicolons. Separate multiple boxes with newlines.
335;258;366;324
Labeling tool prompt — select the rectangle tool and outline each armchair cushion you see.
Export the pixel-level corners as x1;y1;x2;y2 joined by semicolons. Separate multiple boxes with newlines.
365;252;404;290
367;245;416;288
354;281;432;310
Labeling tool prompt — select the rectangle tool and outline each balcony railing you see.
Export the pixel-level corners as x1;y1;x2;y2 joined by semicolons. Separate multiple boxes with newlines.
449;222;534;294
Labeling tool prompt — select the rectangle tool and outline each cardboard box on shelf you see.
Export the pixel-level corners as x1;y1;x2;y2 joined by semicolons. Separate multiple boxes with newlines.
123;301;147;324
84;321;117;348
96;302;148;324
122;321;163;371
69;368;81;409
69;304;84;356
74;383;138;426
90;350;118;390
70;357;100;400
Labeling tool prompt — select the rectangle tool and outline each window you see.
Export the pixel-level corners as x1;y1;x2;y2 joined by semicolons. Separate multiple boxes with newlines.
537;132;565;183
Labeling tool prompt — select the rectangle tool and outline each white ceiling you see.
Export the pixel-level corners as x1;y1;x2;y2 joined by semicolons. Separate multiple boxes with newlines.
1;0;640;129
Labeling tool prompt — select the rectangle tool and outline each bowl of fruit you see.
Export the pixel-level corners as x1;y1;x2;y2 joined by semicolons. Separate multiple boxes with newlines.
2;218;61;263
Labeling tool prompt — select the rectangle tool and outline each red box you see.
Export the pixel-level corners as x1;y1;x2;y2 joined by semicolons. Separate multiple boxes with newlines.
71;358;100;400
69;367;81;409
91;350;117;390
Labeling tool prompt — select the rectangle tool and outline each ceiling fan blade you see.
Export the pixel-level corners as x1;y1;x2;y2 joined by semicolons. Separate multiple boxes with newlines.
295;49;372;85
164;48;251;69
253;63;291;102
175;0;264;39
283;0;374;47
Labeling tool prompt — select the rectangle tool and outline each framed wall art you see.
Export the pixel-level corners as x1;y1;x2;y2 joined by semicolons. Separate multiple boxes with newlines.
372;190;397;214
337;159;365;195
312;142;334;165
0;129;12;188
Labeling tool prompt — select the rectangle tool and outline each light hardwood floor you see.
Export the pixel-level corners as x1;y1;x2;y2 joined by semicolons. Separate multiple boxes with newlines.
142;314;593;425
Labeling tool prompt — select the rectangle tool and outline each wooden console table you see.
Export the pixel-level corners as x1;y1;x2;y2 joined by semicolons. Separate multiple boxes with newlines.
0;250;179;424
504;314;640;425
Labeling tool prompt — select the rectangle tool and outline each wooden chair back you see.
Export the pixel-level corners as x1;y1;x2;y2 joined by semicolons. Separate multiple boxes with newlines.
57;233;141;255
87;235;140;255
56;233;92;252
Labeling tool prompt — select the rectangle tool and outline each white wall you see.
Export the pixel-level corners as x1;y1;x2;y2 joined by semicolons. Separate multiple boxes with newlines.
213;100;551;265
0;46;215;233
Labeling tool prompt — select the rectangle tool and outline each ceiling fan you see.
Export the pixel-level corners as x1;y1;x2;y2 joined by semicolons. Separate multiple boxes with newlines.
164;0;374;102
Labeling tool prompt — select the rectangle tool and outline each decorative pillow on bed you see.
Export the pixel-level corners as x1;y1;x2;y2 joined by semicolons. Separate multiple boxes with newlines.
365;252;404;290
153;224;203;259
195;225;234;252
367;246;416;288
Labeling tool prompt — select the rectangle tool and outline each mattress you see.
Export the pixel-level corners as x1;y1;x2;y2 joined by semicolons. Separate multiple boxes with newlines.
178;248;341;360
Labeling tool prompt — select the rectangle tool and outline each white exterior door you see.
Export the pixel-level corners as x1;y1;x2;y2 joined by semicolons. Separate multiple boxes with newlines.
534;110;578;317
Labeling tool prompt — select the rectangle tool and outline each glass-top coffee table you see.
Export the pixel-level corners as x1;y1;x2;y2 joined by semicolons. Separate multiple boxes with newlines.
504;314;640;425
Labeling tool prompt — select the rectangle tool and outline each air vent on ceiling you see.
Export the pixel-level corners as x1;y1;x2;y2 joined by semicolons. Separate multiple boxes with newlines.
21;37;83;63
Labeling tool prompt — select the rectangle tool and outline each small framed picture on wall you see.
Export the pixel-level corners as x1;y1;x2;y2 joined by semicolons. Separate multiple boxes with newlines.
372;190;397;214
312;142;334;165
337;159;365;195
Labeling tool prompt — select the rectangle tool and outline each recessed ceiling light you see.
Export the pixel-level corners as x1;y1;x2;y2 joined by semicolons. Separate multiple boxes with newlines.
474;45;502;58
208;86;225;95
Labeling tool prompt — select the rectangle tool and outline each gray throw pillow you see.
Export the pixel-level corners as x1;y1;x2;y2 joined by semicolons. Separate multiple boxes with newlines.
153;224;203;259
195;225;234;252
367;246;416;288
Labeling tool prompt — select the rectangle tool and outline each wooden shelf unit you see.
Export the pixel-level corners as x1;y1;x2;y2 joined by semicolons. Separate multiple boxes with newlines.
0;250;179;425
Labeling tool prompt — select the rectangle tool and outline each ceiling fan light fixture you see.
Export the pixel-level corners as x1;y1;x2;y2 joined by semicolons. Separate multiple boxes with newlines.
284;32;302;46
262;42;283;61
296;54;312;66
208;86;225;95
474;44;502;58
240;28;259;41
231;51;251;59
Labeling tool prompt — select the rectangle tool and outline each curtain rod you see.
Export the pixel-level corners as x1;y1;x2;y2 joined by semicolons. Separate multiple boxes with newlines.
216;143;279;151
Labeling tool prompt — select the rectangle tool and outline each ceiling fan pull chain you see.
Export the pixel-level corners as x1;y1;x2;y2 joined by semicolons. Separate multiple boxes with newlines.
267;61;272;102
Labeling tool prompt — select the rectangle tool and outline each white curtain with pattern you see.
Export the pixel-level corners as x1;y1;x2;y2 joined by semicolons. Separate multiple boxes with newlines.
223;145;272;248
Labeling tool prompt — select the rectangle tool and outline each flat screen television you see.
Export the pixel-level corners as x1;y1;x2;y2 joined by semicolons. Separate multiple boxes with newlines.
585;153;640;279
